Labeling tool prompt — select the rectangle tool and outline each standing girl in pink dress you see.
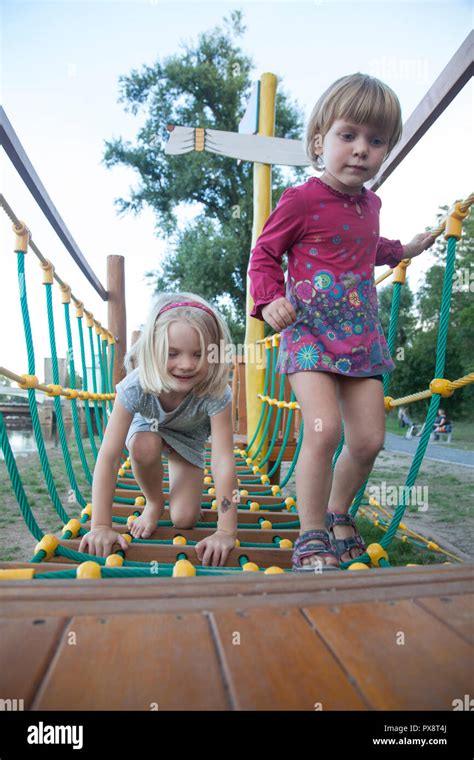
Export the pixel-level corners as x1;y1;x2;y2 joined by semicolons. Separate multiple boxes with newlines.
248;73;434;571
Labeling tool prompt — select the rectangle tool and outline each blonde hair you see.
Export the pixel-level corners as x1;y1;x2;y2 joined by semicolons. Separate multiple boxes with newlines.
305;73;403;170
124;292;232;398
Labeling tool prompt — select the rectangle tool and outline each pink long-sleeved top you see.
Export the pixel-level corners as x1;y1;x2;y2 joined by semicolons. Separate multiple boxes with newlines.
248;176;405;377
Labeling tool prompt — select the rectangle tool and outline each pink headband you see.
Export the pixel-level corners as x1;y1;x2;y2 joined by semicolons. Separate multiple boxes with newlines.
158;301;218;323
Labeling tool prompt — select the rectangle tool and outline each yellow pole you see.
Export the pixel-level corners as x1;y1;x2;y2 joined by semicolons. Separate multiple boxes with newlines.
245;72;277;465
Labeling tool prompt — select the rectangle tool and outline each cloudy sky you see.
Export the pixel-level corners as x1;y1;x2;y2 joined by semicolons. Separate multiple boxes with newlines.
1;0;472;378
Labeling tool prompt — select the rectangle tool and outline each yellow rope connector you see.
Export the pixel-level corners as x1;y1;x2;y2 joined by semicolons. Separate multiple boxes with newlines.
34;534;59;560
77;561;102;579
59;282;71;304
391;259;410;285
272;334;280;347
0;568;35;580
81;503;93;518
39;258;55;284
264;566;284;574
242;562;259;572
17;374;39;389
264;336;273;349
84;310;94;328
62;519;81;538
75;301;84;318
429;378;454;398
173;559;196;577
105;554;124;567
366;542;389;567
13;221;30;253
444;201;470;241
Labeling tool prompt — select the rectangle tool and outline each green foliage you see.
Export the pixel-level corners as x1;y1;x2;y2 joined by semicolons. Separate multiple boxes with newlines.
379;208;474;419
103;10;306;342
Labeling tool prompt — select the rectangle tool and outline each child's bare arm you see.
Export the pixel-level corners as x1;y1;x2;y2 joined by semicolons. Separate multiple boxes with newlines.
195;404;238;567
78;398;133;557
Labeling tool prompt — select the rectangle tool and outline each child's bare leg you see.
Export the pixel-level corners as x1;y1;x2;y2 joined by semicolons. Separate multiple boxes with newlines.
128;432;165;538
167;452;204;529
327;377;385;561
288;371;342;568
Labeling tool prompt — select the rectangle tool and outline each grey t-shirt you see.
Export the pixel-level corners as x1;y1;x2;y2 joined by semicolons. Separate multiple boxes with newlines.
116;368;232;469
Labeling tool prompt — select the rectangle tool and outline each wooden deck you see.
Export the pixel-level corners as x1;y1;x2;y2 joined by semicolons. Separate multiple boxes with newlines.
1;563;472;710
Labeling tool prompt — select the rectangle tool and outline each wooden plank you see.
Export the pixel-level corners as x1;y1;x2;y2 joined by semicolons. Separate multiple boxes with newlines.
304;598;474;710
211;606;367;709
32;612;228;710
0;617;68;709
416;594;474;644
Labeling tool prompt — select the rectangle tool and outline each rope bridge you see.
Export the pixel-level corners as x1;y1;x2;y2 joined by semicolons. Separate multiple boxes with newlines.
0;194;472;580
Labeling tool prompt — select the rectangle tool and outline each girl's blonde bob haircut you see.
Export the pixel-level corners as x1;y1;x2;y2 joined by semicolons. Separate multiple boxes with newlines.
124;292;232;399
305;73;403;170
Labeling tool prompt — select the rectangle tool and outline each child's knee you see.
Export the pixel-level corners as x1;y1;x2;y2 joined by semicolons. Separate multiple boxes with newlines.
303;420;342;453
348;434;384;465
129;435;162;467
170;502;199;530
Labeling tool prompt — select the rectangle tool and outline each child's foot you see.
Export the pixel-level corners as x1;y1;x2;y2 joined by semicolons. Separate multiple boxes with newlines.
325;511;366;563
292;529;339;572
129;503;162;539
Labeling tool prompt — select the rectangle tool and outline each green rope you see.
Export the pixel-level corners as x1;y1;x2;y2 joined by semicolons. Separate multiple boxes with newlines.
45;284;87;508
88;325;105;441
63;302;93;484
76;315;99;459
0;412;44;542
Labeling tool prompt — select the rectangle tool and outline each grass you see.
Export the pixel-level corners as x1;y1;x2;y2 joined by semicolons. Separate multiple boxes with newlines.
385;414;474;451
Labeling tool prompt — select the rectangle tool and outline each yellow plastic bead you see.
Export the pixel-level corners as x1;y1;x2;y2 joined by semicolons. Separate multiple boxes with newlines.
277;400;286;408
242;562;259;572
173;559;196;577
399;522;407;530
427;541;439;551
260;520;272;530
366;542;388;566
246;458;252;465
249;502;260;511
264;566;284;574
0;568;35;580
208;487;216;495
62;519;81;537
374;520;380;527
271;485;281;496
77;561;101;579
34;534;59;560
240;489;249;497
384;396;394;412
122;533;132;545
18;374;39;389
204;476;213;484
173;536;187;545
46;383;62;397
204;468;209;475
105;554;124;567
81;503;93;518
135;496;146;506
123;461;131;469
67;389;79;399
429;378;454;398
211;500;218;510
401;535;408;542
252;466;260;474
348;562;370;571
279;539;293;549
234;539;240;547
127;515;137;526
240;450;247;457
118;469;125;477
285;497;295;508
261;475;270;485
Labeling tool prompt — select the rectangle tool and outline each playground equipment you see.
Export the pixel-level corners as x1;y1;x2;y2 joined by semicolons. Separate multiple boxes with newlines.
0;33;473;710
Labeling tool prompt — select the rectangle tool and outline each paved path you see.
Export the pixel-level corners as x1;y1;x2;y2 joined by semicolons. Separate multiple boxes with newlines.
384;432;474;468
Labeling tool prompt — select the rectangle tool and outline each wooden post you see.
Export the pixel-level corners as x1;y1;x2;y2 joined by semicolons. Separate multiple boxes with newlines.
107;255;126;388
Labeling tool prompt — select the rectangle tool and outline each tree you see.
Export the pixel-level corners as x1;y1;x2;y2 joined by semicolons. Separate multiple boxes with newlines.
378;205;474;419
103;10;306;340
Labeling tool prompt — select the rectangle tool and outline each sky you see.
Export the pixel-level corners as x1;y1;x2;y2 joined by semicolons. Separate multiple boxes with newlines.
1;0;472;380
